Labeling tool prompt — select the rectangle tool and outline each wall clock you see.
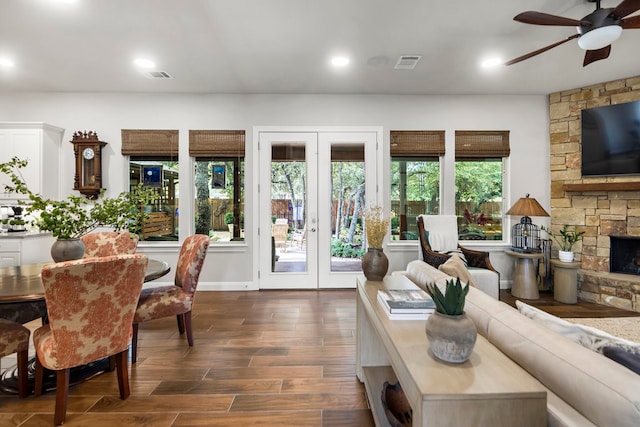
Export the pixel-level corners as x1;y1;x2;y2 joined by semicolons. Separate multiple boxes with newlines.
71;130;107;199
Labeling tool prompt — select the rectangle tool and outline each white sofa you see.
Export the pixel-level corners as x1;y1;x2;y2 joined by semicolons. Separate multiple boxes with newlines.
398;259;640;427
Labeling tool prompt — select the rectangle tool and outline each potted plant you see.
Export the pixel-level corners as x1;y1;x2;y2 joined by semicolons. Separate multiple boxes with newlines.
224;211;235;234
362;205;390;281
0;157;157;261
423;278;477;363
542;224;585;262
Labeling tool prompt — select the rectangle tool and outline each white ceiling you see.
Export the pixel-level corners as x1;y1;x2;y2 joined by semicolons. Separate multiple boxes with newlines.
0;0;638;96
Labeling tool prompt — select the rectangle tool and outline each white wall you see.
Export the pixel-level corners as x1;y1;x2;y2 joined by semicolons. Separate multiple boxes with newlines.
0;93;549;288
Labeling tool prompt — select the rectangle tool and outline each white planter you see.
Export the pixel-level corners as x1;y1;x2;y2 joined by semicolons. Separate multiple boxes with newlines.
558;250;574;263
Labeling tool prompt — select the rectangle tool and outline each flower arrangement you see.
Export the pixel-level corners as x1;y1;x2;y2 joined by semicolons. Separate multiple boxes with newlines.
0;157;157;239
363;205;389;249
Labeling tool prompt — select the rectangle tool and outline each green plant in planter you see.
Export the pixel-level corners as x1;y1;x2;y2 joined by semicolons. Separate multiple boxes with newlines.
0;156;157;239
424;277;469;316
224;212;234;225
224;211;244;227
541;224;585;252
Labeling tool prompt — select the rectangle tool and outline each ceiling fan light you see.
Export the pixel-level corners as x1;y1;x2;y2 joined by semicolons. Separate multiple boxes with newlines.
578;25;622;50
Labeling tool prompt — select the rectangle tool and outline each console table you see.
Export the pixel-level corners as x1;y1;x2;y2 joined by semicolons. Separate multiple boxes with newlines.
356;275;546;427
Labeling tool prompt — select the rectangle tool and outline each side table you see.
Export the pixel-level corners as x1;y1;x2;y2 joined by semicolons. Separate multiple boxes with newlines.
550;260;581;304
505;250;545;300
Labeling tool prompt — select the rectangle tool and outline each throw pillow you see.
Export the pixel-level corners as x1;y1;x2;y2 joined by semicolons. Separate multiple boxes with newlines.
516;300;640;354
602;346;640;375
438;253;478;288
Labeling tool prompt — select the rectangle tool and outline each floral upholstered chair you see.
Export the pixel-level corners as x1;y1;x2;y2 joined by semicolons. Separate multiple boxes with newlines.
131;234;210;363
33;254;148;426
0;318;31;398
81;231;139;258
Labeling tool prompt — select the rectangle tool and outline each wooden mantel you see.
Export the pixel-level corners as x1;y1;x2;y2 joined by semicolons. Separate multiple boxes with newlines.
563;182;640;192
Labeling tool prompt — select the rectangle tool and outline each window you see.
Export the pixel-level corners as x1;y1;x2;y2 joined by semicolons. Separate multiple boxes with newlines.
122;129;179;241
390;131;444;241
455;131;509;242
190;130;245;242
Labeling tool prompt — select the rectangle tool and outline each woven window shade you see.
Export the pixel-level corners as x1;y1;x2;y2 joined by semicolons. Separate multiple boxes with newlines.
390;130;445;157
189;130;245;157
455;130;510;158
121;129;179;156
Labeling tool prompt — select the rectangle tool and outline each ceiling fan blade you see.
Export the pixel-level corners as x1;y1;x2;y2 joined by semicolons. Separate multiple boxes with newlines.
505;34;579;66
583;45;612;66
514;11;589;26
621;14;640;28
609;0;640;19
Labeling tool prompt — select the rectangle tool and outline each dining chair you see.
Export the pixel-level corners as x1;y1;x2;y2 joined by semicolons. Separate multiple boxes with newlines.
33;254;148;426
0;318;31;398
131;234;210;363
81;231;139;257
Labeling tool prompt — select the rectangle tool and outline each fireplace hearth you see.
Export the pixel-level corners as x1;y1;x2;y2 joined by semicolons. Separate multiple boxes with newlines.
610;236;640;275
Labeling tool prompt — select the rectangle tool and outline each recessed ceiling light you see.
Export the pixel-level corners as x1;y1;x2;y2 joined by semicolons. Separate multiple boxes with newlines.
481;57;503;68
134;58;156;69
331;56;350;67
0;58;15;68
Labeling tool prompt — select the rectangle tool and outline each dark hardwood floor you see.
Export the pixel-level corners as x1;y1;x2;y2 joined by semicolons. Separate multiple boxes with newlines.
0;290;373;427
1;287;637;426
500;289;640;318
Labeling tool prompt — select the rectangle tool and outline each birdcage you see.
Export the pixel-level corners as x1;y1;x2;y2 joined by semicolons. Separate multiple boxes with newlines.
511;216;542;252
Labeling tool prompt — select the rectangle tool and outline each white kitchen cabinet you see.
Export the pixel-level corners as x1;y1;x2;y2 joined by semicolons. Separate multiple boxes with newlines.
0;233;55;267
0;122;65;201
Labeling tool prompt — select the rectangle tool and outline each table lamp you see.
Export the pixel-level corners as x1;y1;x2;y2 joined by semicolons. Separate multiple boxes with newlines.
506;194;550;253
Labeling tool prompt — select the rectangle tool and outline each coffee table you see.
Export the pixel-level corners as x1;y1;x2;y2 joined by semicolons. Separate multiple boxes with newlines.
356;275;547;427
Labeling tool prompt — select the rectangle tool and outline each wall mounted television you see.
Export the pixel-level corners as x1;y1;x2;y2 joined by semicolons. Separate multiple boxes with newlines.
581;100;640;177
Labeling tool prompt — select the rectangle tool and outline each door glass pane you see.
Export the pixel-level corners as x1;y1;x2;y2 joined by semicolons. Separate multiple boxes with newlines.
271;143;306;272
330;144;365;272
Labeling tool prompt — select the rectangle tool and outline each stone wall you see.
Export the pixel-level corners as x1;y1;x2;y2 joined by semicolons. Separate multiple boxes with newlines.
549;75;640;311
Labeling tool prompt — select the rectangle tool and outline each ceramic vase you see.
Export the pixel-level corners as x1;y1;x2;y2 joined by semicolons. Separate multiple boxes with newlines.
51;238;85;262
424;311;477;363
558;250;574;263
362;247;389;281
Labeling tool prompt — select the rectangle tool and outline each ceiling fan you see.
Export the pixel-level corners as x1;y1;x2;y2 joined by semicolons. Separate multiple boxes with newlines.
506;0;640;66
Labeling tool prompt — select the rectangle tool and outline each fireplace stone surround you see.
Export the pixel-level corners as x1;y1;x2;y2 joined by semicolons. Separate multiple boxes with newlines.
549;75;640;312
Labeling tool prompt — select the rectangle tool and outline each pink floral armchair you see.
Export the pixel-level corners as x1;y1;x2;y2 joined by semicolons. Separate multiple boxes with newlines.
131;234;210;363
33;254;148;425
0;318;31;398
81;231;139;258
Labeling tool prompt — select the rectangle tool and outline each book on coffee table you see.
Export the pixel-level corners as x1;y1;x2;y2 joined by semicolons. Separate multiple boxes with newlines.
377;289;435;318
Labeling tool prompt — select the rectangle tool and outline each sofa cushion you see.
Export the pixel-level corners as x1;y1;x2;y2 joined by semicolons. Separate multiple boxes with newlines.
467;267;499;300
488;309;640;427
603;346;640;375
438;253;478;287
516;300;640;354
464;286;514;337
403;260;450;291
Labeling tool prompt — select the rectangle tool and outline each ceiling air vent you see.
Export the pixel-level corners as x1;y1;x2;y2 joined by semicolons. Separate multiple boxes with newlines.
143;71;173;79
394;55;421;70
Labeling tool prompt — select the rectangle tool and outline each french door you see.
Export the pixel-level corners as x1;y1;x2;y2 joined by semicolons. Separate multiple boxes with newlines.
258;129;379;289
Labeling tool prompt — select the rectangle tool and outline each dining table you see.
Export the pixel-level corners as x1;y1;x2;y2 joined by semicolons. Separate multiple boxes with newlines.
0;257;171;395
0;258;170;324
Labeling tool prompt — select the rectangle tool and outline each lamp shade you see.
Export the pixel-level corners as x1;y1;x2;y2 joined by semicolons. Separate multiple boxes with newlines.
506;194;550;217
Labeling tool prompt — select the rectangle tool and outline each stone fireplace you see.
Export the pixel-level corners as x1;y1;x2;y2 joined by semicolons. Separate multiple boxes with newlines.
610;236;640;275
549;75;640;312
